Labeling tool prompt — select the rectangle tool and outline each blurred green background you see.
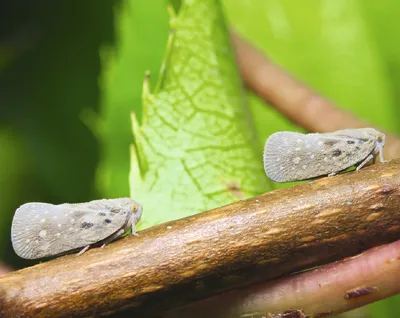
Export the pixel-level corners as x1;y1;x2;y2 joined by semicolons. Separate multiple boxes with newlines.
0;0;399;316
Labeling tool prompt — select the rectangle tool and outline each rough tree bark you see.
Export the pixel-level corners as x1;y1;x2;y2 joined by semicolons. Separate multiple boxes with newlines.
1;158;400;317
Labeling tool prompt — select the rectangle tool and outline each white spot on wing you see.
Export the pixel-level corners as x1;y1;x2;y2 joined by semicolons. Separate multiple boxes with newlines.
293;157;301;164
41;219;46;223
39;230;47;238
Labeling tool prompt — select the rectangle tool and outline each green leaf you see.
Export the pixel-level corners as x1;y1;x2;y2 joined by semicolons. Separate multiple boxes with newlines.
369;294;400;318
130;0;271;228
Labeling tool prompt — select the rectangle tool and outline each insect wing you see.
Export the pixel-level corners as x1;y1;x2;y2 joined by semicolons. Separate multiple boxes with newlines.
328;128;379;141
12;203;53;259
11;203;129;259
61;204;130;243
264;131;376;182
69;198;139;215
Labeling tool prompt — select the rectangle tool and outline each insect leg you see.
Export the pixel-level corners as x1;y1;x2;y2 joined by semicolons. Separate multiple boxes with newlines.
131;225;139;237
131;217;139;236
78;245;91;255
328;172;337;177
100;228;125;248
356;154;374;171
378;144;388;163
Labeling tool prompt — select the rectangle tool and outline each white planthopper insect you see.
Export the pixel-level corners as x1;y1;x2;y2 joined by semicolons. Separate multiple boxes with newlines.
263;128;388;183
11;198;143;259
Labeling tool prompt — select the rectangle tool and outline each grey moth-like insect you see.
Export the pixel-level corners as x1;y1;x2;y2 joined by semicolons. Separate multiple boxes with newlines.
264;128;387;183
11;198;143;259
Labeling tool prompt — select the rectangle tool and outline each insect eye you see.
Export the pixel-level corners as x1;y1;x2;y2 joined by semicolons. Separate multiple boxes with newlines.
377;135;383;142
131;204;137;212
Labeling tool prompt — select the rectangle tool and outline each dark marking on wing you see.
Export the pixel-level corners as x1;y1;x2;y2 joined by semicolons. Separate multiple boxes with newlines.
347;140;355;144
356;146;361;150
332;149;342;157
324;140;339;147
81;222;94;229
99;212;106;216
104;219;112;224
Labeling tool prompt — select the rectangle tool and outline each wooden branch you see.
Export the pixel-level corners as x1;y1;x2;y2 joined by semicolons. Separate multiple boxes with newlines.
231;31;400;160
164;239;400;317
1;160;400;317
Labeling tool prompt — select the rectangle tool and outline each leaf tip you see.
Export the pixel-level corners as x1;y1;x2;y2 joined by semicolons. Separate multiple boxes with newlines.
143;70;151;97
167;4;177;19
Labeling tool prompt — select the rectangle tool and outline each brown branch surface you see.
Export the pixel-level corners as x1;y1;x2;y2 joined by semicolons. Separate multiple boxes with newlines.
164;239;400;318
1;160;400;317
232;32;400;160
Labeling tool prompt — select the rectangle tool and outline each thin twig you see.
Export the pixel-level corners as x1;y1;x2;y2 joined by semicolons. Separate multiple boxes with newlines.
164;240;400;318
231;31;400;160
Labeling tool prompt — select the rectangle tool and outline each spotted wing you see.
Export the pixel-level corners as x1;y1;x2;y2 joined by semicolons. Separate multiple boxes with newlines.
11;202;129;259
263;131;375;182
68;198;138;214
